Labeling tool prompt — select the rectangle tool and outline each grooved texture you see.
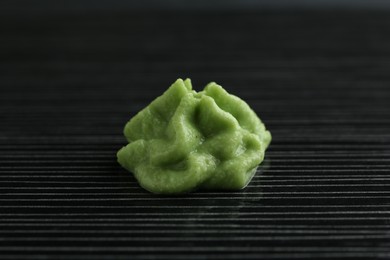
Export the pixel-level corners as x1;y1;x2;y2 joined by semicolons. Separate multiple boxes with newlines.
1;10;390;260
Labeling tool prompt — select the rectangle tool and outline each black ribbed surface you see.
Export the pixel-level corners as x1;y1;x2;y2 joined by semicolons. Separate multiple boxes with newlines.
1;11;390;259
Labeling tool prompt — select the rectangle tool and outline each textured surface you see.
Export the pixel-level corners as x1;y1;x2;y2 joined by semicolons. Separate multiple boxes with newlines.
1;10;390;259
117;78;271;193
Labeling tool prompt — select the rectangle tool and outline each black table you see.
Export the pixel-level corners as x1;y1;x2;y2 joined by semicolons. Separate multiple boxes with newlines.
1;10;390;259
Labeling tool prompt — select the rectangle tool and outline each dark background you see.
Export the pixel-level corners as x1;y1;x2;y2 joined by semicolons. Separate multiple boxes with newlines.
1;1;390;259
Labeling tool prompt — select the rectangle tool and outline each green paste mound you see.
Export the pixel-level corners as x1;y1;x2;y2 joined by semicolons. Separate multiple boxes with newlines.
117;78;271;194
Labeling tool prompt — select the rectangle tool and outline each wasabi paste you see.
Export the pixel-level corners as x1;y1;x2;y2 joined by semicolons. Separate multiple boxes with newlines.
117;78;271;194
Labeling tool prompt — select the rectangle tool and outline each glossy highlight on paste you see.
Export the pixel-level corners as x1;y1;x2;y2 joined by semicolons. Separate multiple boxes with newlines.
117;79;271;194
